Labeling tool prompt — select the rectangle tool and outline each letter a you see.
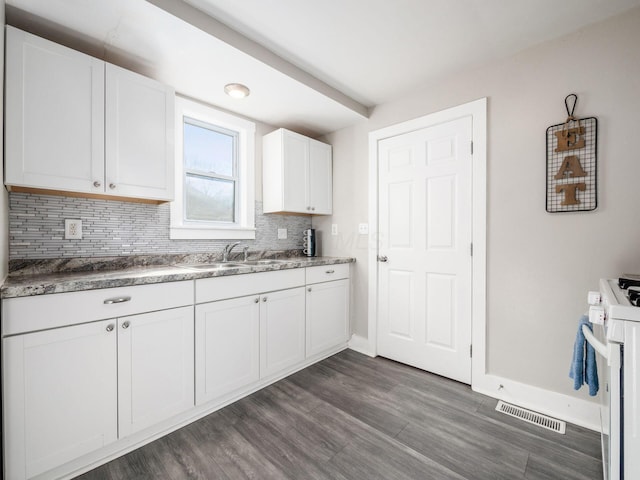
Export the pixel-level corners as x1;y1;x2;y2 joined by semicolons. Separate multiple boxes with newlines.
554;155;587;180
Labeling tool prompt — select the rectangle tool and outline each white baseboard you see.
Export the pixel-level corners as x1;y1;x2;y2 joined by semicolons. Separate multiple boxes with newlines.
348;334;375;357
473;373;601;432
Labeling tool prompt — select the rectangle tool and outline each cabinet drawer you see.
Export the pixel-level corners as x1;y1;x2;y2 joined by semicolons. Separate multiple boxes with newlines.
195;269;305;304
306;264;350;284
2;281;194;336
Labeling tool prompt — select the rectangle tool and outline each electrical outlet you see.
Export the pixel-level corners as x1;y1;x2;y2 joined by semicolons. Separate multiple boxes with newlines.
65;219;82;240
277;228;287;239
331;224;338;236
358;223;369;235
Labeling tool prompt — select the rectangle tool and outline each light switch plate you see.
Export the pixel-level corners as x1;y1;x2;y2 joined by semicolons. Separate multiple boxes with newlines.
65;219;82;239
331;224;338;236
277;228;287;239
358;223;369;235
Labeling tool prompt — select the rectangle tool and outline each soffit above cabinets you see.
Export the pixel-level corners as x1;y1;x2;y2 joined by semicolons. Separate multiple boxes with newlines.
5;0;368;137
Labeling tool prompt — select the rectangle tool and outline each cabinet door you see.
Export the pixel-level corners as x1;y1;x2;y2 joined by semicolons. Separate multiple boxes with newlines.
306;279;350;357
105;63;175;201
195;296;260;404
3;320;117;480
260;287;306;378
5;26;105;194
282;130;310;213
118;306;194;437
309;140;333;214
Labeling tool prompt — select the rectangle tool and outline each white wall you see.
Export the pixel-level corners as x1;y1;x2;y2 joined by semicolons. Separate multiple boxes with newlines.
315;8;640;399
1;0;8;282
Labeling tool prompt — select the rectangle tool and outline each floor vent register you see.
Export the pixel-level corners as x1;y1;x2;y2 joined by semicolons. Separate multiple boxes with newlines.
495;400;566;434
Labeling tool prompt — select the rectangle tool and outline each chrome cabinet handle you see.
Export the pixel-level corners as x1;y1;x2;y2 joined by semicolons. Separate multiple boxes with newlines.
262;297;268;302
254;297;260;303
325;269;335;274
377;255;388;263
121;321;130;329
104;296;131;305
109;183;116;190
106;323;115;332
93;180;101;188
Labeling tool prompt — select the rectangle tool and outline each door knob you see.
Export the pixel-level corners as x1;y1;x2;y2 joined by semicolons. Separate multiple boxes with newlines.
377;255;388;263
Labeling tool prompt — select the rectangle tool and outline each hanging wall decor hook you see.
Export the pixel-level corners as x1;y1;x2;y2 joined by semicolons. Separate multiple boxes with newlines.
564;93;578;120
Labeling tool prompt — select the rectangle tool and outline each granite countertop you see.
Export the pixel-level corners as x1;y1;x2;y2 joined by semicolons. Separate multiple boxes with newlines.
1;255;355;299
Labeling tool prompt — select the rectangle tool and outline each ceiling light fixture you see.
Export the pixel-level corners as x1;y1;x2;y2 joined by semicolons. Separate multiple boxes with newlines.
224;83;250;99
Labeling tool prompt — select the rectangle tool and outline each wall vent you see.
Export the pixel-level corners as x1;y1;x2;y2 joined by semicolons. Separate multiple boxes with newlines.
495;400;566;434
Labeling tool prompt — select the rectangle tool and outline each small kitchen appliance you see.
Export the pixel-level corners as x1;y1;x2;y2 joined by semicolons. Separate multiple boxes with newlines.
303;229;316;257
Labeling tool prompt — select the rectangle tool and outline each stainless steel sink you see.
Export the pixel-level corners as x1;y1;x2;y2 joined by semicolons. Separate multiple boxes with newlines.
176;262;247;270
243;259;290;265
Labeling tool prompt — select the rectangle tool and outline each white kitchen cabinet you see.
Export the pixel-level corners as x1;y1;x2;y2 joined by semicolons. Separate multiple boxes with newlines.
5;25;105;195
118;306;194;437
195;295;260;404
260;287;307;378
105;63;174;201
2;282;194;479
4;26;174;202
3;319;118;480
306;279;350;357
262;128;332;214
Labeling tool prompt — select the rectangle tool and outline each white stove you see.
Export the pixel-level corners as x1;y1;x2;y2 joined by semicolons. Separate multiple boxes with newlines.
587;277;640;480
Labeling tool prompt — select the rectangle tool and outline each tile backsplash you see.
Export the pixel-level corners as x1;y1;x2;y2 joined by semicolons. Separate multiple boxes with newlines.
9;193;311;259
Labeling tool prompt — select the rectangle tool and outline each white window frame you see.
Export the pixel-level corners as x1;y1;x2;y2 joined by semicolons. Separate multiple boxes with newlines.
170;95;256;240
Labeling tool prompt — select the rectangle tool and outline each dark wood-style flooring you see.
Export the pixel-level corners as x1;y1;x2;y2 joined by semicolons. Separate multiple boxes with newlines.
77;350;602;479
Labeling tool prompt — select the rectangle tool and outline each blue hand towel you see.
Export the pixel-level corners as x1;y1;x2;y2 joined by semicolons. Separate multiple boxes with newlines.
569;315;599;396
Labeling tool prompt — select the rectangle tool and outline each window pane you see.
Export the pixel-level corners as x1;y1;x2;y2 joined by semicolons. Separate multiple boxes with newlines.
185;175;235;222
183;121;235;176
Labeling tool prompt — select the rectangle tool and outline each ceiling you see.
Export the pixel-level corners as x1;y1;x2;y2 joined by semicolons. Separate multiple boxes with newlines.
7;0;640;136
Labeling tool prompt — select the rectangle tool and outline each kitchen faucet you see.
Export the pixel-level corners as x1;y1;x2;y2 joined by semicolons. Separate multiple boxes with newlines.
222;242;241;262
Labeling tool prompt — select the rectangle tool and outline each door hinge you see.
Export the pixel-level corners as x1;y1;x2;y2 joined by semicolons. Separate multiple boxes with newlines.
470;243;473;256
470;344;473;358
470;141;474;155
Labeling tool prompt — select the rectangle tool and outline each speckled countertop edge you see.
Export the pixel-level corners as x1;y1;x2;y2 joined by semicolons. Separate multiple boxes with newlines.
1;257;355;299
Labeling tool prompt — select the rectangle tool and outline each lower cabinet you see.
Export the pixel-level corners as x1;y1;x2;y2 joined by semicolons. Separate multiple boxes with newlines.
2;305;194;479
195;295;261;404
195;286;306;404
260;287;306;378
118;306;194;437
3;320;118;480
306;279;350;357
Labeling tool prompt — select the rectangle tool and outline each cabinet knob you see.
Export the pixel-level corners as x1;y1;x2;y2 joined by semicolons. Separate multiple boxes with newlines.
109;183;116;190
308;287;312;292
106;323;115;332
307;206;311;211
254;297;260;303
262;297;268;302
93;181;101;188
121;321;130;329
311;207;315;211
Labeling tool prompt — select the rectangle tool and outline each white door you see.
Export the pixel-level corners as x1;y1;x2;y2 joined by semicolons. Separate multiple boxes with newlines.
105;63;175;201
282;130;310;213
377;116;473;384
195;295;260;404
308;140;333;214
118;306;194;437
5;26;105;194
260;287;306;378
306;279;349;357
3;320;117;480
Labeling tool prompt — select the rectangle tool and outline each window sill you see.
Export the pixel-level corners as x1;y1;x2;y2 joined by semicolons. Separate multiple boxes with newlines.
169;226;256;240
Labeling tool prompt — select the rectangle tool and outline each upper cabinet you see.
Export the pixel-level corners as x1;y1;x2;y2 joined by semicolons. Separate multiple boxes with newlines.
4;26;174;202
262;128;332;215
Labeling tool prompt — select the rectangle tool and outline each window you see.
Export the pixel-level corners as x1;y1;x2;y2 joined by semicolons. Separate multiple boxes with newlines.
170;96;255;239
